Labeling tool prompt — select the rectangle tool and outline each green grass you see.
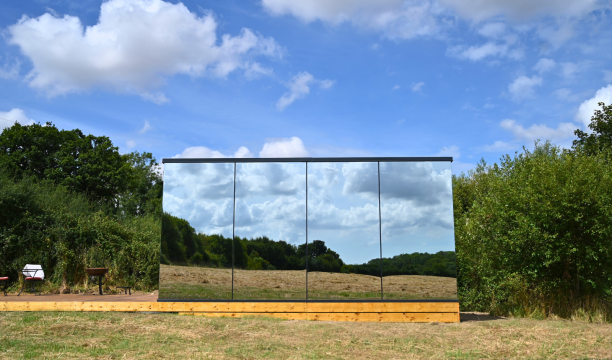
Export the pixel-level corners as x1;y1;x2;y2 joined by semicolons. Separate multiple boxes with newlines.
1;312;611;359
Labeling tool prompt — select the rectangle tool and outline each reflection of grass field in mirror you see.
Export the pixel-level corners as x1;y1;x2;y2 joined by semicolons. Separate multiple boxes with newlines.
159;264;232;300
159;264;457;300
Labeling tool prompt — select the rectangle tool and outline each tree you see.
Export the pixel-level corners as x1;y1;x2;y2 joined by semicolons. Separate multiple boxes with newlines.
573;102;612;155
118;151;163;217
0;122;131;204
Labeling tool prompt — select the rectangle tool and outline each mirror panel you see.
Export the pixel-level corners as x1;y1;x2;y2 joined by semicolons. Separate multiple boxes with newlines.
233;162;307;300
379;162;457;300
307;162;382;299
159;163;234;300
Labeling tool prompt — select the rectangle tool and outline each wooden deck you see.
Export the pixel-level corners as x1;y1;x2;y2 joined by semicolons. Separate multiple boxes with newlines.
0;294;460;322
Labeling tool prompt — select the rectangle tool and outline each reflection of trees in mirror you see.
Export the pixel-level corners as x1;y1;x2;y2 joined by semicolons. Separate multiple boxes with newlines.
344;252;456;278
162;213;456;277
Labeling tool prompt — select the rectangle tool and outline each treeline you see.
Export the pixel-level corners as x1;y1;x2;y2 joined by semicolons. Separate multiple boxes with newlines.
0;122;162;292
454;102;612;321
162;212;456;277
344;251;456;278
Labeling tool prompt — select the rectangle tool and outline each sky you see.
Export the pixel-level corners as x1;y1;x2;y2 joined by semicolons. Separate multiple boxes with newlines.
163;160;453;263
1;0;612;175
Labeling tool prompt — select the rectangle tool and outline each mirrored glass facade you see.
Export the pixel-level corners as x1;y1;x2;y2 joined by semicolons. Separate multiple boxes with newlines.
307;162;381;299
159;163;234;300
233;162;307;299
379;162;457;300
159;158;457;301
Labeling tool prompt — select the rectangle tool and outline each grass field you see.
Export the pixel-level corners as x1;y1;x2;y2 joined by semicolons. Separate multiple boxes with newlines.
1;311;611;359
159;264;457;300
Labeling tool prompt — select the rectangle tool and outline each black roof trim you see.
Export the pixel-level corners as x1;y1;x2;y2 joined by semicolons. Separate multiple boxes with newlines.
162;157;453;164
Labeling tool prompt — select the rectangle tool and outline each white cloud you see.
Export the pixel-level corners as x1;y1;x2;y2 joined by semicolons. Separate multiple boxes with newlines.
603;70;612;83
175;145;254;158
560;62;585;78
244;62;273;79
392;85;400;90
448;41;523;61
537;21;576;48
533;58;556;74
140;92;169;105
508;75;542;102
500;119;575;141
276;72;334;110
576;85;612;128
259;137;309;158
411;81;425;92
262;0;440;40
139;120;152;134
439;0;598;22
8;0;282;101
478;22;506;38
126;140;137;149
0;108;35;130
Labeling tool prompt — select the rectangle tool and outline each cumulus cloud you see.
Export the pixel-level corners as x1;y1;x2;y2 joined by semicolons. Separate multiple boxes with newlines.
263;0;600;43
259;137;309;157
500;119;576;141
533;58;556;74
508;75;542;102
262;0;440;40
276;72;334;110
576;85;612;128
448;42;515;61
175;146;254;159
163;162;236;236
0;108;35;130
439;0;598;22
8;0;282;101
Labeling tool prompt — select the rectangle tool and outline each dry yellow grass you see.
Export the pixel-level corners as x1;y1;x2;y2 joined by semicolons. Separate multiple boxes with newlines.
160;264;457;300
1;311;611;359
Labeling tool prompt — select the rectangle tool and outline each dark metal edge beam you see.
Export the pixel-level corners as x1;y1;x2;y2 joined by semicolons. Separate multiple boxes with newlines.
162;157;453;164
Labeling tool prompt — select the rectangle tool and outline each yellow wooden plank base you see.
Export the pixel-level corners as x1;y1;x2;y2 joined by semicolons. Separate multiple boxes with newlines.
179;312;459;323
0;301;460;323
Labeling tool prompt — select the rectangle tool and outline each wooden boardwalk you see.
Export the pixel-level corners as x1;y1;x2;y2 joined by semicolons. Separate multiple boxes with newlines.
0;294;460;322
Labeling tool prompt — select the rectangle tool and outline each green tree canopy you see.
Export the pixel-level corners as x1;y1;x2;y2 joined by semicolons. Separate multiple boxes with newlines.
0;122;131;204
573;102;612;155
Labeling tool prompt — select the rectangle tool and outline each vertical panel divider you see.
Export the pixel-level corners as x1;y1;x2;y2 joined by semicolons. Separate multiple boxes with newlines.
305;161;309;300
232;162;236;300
378;162;383;300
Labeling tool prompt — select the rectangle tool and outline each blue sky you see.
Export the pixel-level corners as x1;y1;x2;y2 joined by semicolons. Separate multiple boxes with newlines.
1;0;612;174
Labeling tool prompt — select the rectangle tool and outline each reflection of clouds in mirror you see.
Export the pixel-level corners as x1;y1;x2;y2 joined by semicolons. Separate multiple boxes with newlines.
236;162;304;197
308;162;380;264
380;162;455;255
163;163;234;237
234;163;306;244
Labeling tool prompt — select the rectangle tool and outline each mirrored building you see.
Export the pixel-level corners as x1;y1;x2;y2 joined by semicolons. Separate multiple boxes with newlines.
159;157;457;301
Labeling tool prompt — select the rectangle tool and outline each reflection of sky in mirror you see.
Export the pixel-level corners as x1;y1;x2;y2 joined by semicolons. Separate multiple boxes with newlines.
308;162;380;265
163;163;234;238
380;161;454;256
234;163;306;245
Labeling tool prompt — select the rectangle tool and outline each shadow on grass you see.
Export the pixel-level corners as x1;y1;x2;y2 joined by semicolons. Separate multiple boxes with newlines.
460;312;505;322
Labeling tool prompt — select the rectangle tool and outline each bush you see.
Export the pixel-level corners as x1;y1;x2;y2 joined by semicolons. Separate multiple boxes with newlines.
455;145;612;320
